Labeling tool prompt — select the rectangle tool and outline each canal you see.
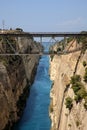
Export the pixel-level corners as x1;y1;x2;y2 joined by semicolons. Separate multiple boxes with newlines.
15;54;52;130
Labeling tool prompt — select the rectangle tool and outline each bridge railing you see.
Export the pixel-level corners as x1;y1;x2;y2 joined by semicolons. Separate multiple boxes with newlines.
0;31;87;37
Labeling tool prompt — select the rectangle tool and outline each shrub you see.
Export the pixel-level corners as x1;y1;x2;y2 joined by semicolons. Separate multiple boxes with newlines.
82;42;87;53
72;82;82;94
74;87;87;103
84;96;87;110
83;61;87;67
50;55;54;61
77;33;87;53
57;47;61;52
70;75;81;85
84;102;87;110
76;120;80;127
76;87;87;99
65;97;73;110
70;75;87;104
74;95;82;103
16;28;23;32
84;68;87;83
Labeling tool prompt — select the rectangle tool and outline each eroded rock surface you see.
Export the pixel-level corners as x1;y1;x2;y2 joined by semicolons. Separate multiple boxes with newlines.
50;40;87;130
0;36;43;130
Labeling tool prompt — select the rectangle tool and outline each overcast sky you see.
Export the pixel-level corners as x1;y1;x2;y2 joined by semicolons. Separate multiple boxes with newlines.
0;0;87;32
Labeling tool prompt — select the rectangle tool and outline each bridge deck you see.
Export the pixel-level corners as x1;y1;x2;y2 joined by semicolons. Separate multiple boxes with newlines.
0;32;87;37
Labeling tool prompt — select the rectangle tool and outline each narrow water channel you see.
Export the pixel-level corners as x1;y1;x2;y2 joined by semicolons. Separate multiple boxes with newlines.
15;55;52;130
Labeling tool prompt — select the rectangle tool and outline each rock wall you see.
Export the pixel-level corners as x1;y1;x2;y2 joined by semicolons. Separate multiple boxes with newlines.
50;41;87;130
0;37;42;130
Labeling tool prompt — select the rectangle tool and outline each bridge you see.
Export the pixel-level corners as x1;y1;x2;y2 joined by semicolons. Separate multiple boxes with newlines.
0;31;87;37
0;31;87;55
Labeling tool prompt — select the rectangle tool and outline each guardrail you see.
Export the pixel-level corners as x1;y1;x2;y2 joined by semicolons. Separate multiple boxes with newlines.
0;32;87;37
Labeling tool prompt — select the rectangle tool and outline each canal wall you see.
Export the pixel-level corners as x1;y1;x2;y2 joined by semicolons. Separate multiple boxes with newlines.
0;36;43;130
49;40;87;130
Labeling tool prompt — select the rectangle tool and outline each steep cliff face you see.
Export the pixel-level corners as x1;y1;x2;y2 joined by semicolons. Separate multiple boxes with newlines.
50;41;87;130
0;56;27;129
0;36;42;130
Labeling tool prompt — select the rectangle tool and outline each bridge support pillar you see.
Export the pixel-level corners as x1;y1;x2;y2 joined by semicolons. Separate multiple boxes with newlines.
40;36;42;44
64;37;67;48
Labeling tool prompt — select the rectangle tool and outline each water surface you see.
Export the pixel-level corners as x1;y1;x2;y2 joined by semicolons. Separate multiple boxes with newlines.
15;55;52;130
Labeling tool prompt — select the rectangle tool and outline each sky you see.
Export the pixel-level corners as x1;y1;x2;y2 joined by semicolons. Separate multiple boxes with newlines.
0;0;87;32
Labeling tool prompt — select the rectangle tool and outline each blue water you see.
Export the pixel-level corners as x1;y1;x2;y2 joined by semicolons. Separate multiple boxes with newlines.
15;55;52;130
